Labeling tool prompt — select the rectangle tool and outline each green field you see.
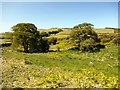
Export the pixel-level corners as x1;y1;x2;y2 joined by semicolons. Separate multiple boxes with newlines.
2;43;118;88
1;27;119;88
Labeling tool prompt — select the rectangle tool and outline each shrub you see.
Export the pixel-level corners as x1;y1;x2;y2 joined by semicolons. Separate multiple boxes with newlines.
48;31;59;35
58;29;63;32
99;33;117;43
112;35;120;45
40;32;49;37
80;38;105;52
48;37;57;45
80;38;97;52
101;38;111;43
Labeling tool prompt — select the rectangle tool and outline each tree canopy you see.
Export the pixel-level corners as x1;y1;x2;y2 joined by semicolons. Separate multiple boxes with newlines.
12;23;49;53
73;22;94;30
70;22;103;52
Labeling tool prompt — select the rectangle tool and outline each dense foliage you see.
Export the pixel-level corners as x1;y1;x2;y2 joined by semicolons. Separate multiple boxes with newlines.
12;23;49;53
70;22;102;52
112;34;120;45
98;33;120;45
1;22;119;88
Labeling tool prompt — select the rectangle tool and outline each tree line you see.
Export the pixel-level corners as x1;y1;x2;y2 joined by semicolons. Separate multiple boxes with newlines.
5;22;114;53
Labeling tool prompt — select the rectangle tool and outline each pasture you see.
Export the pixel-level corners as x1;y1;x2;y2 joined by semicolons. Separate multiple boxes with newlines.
1;27;119;88
1;43;118;88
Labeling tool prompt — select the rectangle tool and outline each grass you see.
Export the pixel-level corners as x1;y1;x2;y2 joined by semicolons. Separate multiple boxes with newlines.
3;43;118;76
1;28;119;88
2;43;119;88
94;28;115;33
50;39;73;50
0;39;11;44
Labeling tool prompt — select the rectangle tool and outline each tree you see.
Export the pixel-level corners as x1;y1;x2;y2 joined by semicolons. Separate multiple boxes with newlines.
73;22;94;30
12;23;49;53
70;22;102;51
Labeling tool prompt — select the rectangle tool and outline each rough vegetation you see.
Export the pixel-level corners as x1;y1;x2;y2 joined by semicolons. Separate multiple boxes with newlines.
70;23;103;52
1;44;119;88
1;22;119;88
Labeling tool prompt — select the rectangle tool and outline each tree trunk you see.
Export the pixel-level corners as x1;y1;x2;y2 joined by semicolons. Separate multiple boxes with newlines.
23;42;28;53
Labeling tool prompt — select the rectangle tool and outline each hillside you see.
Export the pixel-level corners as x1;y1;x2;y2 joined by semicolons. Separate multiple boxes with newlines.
38;28;116;38
1;27;119;88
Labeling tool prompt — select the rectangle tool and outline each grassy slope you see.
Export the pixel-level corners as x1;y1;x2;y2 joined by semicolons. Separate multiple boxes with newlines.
1;28;119;88
0;28;115;44
38;28;115;34
2;43;118;88
48;28;115;50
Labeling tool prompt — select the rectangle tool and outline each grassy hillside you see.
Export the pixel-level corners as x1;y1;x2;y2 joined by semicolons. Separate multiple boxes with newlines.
2;43;118;88
38;28;115;34
1;27;119;88
94;28;115;33
0;27;116;44
38;28;116;39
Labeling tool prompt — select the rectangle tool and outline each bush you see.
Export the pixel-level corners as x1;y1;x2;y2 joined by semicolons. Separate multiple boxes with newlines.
58;29;63;32
80;38;105;52
40;32;49;37
112;35;120;45
80;38;97;52
48;31;59;35
101;38;111;43
99;33;116;43
48;37;57;45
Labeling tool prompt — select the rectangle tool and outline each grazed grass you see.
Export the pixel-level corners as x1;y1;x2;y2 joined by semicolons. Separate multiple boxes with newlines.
94;28;115;33
3;44;118;76
2;43;119;88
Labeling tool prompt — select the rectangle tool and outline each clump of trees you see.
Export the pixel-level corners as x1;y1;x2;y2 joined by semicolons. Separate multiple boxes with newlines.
40;29;63;37
12;23;49;53
70;22;104;52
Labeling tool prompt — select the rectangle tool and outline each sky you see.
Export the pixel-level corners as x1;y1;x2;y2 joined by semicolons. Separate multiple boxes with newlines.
1;2;118;32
